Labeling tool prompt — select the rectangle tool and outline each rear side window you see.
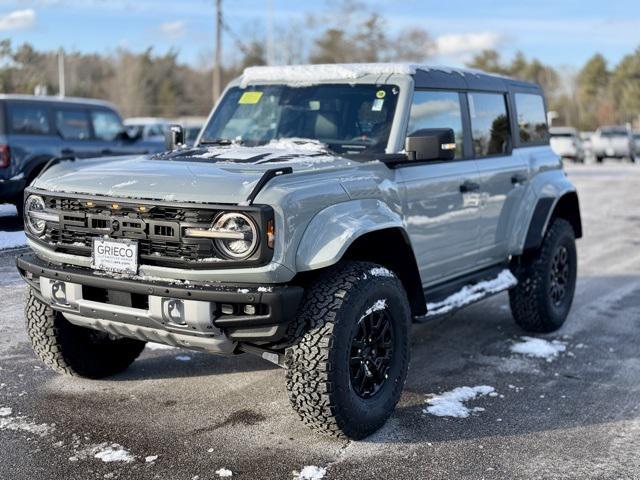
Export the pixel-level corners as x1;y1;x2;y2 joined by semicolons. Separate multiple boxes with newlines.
515;93;548;144
408;91;464;158
8;103;51;135
91;110;123;141
55;109;90;140
468;93;510;157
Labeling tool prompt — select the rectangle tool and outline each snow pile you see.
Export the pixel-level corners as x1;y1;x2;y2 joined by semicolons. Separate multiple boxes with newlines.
241;63;479;86
294;466;327;480
510;337;566;361
266;138;327;153
94;444;135;463
0;231;27;250
424;386;495;418
426;269;517;316
215;468;233;477
0;204;17;217
362;299;387;317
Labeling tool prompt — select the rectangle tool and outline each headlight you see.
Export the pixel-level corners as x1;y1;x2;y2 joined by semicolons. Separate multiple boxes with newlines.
213;212;258;259
25;195;47;235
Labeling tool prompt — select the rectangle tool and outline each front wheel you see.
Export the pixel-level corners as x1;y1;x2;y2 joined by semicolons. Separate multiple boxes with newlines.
285;261;411;439
509;218;577;333
25;288;146;378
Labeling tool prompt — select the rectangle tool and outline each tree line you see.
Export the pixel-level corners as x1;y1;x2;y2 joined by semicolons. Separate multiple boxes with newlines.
0;2;638;130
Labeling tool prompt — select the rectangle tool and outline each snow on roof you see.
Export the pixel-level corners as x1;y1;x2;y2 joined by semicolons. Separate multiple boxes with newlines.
240;63;493;87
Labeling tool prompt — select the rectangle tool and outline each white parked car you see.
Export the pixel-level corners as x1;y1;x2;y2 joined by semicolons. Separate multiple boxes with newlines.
550;127;585;163
591;126;636;163
124;117;170;141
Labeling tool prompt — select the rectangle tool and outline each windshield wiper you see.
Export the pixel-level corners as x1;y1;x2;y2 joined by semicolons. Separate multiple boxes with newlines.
199;138;239;146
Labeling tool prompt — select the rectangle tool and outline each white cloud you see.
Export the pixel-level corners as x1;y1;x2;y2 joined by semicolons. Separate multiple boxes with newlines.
159;20;186;40
435;32;504;57
0;8;36;31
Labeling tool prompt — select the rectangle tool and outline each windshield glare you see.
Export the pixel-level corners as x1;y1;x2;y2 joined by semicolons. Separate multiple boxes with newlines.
200;84;400;155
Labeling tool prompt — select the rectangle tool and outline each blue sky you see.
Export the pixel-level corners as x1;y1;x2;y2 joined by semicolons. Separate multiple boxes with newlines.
0;0;639;70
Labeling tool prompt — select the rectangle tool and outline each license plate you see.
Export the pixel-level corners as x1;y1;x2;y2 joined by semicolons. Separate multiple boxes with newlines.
91;237;139;275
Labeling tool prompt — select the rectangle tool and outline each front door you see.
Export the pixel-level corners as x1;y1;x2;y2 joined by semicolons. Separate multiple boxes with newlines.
398;90;482;287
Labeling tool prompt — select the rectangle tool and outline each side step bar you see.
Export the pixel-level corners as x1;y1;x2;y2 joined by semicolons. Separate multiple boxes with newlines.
416;266;517;322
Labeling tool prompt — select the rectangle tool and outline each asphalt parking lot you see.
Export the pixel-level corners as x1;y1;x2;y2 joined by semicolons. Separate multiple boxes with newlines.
1;162;640;480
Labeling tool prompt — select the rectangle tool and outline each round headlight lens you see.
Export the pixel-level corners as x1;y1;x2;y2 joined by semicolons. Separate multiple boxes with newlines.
25;195;46;235
213;213;258;259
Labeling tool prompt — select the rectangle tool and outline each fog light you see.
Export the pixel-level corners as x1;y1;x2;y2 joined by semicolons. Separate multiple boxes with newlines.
51;281;68;305
163;299;186;325
243;305;256;315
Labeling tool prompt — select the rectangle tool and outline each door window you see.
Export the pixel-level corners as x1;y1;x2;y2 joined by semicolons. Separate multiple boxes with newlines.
91;110;124;141
8;103;51;135
408;91;464;158
515;93;548;144
468;93;510;157
55;109;91;140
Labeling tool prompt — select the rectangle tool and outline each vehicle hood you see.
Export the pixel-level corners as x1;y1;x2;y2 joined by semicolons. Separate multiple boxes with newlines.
32;144;357;204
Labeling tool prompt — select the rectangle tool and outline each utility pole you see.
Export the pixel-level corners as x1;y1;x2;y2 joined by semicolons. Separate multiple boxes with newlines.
58;48;66;98
213;0;222;105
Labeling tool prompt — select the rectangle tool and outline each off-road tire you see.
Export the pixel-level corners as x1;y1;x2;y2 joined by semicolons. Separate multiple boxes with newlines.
25;287;146;378
509;218;577;333
285;261;411;439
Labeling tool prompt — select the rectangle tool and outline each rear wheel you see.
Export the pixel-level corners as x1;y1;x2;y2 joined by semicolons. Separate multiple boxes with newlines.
25;287;146;378
285;261;411;439
509;218;577;333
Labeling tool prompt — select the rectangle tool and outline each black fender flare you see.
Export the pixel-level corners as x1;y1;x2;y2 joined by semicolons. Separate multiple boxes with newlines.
523;192;582;251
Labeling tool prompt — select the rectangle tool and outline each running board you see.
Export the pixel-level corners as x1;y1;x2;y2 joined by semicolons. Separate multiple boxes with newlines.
415;267;517;322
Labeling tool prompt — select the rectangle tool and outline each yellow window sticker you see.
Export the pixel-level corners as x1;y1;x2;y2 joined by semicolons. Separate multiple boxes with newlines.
376;90;386;99
239;91;263;104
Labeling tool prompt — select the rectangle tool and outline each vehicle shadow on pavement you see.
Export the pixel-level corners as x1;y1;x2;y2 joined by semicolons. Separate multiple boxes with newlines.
0;213;23;232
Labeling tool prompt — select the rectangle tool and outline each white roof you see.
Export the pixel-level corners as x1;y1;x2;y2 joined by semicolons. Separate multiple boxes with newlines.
240;63;492;87
124;117;170;126
0;94;116;109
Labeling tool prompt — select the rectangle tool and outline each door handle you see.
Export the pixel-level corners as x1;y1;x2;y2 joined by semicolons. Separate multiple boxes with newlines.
511;173;528;185
459;181;480;193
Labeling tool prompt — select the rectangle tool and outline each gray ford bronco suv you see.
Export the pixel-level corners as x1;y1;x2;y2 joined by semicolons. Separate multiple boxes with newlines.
16;64;581;439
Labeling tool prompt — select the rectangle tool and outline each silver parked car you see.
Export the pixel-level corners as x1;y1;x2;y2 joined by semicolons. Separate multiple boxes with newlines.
17;63;581;439
550;126;585;163
591;125;636;163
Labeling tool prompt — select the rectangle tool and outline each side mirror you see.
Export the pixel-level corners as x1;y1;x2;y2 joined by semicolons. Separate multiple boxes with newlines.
405;128;456;162
165;124;185;151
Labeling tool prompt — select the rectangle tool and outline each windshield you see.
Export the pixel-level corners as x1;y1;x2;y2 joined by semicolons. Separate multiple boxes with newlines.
200;84;400;155
600;129;628;137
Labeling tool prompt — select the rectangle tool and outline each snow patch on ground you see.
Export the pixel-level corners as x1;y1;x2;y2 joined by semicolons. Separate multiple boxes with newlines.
0;407;12;416
362;299;387;318
215;468;233;477
0;204;17;217
294;465;327;479
0;413;54;437
426;269;517;316
0;230;27;250
145;342;176;351
424;386;495;418
93;445;134;463
511;337;567;361
145;455;158;463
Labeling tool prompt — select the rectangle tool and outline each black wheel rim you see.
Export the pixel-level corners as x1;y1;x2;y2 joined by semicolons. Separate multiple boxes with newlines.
349;306;394;399
550;245;570;307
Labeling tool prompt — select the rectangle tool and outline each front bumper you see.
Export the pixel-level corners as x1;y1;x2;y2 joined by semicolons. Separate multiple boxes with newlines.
0;177;26;202
17;253;304;353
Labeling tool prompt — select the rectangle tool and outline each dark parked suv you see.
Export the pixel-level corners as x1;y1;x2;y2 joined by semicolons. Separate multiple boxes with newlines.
0;95;165;214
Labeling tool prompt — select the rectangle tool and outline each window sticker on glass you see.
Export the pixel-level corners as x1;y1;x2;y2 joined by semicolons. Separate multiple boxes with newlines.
376;90;386;99
238;91;263;105
372;98;385;111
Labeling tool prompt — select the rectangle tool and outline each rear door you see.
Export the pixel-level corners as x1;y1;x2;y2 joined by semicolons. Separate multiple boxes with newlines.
398;90;483;287
470;91;529;267
53;106;99;158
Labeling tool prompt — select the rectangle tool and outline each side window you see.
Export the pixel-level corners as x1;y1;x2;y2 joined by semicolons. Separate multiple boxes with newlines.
91;110;124;141
408;91;464;158
8;103;51;135
515;93;548;144
55;109;91;140
468;93;511;157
